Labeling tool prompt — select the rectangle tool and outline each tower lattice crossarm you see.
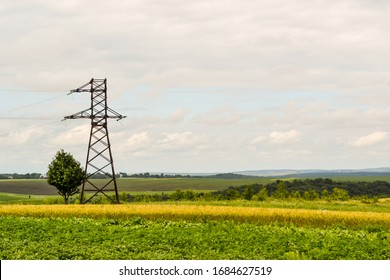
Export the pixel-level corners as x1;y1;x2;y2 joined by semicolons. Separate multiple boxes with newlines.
64;78;126;204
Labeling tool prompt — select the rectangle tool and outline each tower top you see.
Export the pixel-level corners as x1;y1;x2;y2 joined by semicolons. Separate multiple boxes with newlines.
64;78;126;121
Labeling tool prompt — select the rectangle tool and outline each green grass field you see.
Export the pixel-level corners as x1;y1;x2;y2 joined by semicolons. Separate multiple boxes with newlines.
0;193;32;202
317;175;390;182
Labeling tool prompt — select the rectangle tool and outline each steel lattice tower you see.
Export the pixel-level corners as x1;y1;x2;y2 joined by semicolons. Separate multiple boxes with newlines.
64;78;125;204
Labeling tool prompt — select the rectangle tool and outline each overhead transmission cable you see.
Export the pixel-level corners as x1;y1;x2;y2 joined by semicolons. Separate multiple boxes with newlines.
0;89;72;119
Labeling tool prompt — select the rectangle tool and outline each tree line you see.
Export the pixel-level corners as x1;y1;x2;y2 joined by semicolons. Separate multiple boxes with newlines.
214;178;390;199
113;178;390;204
0;173;43;179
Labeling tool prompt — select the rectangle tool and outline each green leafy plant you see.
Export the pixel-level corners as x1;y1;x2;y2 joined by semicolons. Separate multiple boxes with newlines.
1;216;389;260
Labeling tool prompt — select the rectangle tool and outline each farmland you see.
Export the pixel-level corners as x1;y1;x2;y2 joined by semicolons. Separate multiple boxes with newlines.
1;204;390;228
1;201;390;259
2;175;390;195
0;177;274;195
1;215;389;260
0;176;390;259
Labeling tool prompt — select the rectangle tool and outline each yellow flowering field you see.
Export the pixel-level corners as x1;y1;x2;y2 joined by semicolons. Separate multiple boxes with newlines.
1;204;390;228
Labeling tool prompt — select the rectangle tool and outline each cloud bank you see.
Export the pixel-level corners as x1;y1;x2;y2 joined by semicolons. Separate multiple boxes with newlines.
0;0;390;172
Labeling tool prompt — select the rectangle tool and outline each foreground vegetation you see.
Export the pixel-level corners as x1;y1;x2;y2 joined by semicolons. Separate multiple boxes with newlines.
0;202;389;259
1;204;390;228
0;216;389;260
1;176;390;260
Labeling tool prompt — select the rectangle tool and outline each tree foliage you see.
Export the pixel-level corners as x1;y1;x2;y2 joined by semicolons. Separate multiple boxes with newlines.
47;149;85;204
258;186;269;201
243;184;255;200
211;178;390;201
273;181;289;199
331;187;350;201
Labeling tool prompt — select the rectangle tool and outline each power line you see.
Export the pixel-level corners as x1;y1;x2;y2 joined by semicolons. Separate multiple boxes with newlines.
0;94;68;115
0;116;57;120
0;89;66;92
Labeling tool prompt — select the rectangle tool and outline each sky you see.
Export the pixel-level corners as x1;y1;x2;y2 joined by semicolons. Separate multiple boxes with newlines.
1;0;390;174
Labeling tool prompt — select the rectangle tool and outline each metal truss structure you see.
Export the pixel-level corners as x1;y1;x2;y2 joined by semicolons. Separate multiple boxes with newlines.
64;78;125;204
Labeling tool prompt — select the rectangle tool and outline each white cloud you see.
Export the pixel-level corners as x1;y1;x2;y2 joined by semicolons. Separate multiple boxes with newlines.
0;126;44;146
167;108;191;123
195;105;243;125
251;135;266;145
50;125;89;146
1;0;385;93
126;131;151;151
269;130;301;144
2;0;390;172
350;131;388;147
158;131;198;150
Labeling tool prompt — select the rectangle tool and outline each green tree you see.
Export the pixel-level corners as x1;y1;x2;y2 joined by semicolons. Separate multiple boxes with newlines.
331;187;350;201
226;188;241;200
47;149;85;204
171;189;185;201
303;190;319;201
291;191;301;200
273;181;289;199
243;184;255;200
257;185;269;201
322;189;330;201
184;189;196;201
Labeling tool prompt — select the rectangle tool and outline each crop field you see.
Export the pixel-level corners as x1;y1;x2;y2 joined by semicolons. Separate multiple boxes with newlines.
1;216;390;260
1;203;390;260
1;204;390;228
0;177;274;195
2;175;390;196
0;180;57;195
1;176;390;260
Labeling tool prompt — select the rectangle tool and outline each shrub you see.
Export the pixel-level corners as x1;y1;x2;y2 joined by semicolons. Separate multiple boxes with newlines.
226;188;241;200
273;182;289;199
291;191;302;200
243;185;255;200
184;190;196;201
257;186;269;201
171;189;185;201
332;187;350;201
303;190;319;201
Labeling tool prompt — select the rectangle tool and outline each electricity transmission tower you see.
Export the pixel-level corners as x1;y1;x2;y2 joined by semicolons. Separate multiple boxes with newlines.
64;78;125;204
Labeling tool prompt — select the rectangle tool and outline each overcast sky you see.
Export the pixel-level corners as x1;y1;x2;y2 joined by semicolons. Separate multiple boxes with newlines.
1;0;390;173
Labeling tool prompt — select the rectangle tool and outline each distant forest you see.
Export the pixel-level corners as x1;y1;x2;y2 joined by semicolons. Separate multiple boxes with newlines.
0;172;256;180
121;178;390;203
0;173;43;179
123;172;259;179
214;178;390;198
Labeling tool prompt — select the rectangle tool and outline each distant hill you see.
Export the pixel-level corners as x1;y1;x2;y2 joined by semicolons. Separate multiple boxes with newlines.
275;172;390;178
234;168;390;177
207;173;260;179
